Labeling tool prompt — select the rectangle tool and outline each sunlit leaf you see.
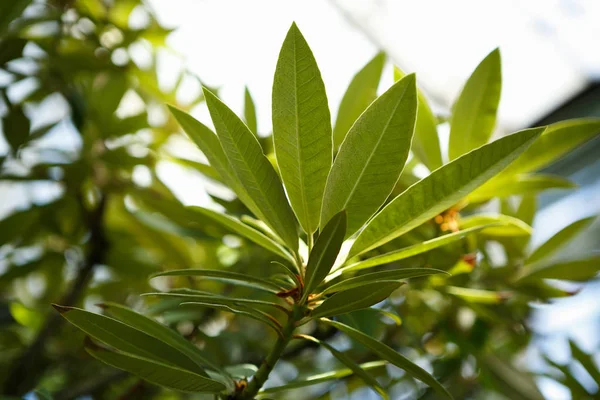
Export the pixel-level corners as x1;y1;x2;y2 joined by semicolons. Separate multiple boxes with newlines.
203;88;299;251
350;128;543;257
445;286;506;304
526;216;595;264
449;49;501;160
321;74;417;236
244;87;258;136
273;23;332;235
333;52;386;150
460;214;531;237
324;269;446;295
321;319;453;399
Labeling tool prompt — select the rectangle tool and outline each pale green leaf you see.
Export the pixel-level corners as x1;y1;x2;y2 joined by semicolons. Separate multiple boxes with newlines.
339;226;486;274
258;361;387;394
298;335;388;399
333;52;386;150
86;346;225;393
445;286;506;304
517;256;600;282
467;174;576;203
321;319;453;399
151;269;286;294
527;216;595;264
187;206;294;263
350;127;543;257
394;66;442;170
244;87;258;136
449;48;502;160
311;281;401;319
273;23;332;234
500;118;600;176
53;305;207;376
460;214;531;237
324;268;446;295
203;88;299;251
321;74;417;236
303;211;346;298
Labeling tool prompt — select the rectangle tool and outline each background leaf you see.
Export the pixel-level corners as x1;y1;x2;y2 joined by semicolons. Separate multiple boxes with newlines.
526;216;595;264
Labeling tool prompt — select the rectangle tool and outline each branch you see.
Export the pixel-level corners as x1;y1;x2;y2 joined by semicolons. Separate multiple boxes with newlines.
3;193;108;395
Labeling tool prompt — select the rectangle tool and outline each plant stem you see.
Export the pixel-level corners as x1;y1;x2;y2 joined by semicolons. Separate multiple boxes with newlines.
237;305;305;399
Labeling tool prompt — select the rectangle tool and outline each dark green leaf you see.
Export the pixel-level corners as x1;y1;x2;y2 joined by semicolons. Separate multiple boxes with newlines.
449;49;502;160
0;0;33;35
303;211;346;298
333;52;386;150
311;281;401;319
322;319;453;399
324;268;446;295
569;340;600;386
143;292;287;313
350;127;543;257
517;256;600;282
321;74;417;236
273;23;332;235
2;105;30;153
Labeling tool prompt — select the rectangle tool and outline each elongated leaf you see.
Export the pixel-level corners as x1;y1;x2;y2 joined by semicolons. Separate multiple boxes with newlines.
311;281;401;319
340;226;486;274
0;0;33;36
500;118;600;176
86;346;225;393
467;174;575;203
460;214;531;237
151;269;285;294
449;49;502;160
53;305;207;375
143;292;287;313
333;52;386;150
569;340;600;385
350;127;543;257
321;319;453;399
324;269;446;295
298;335;388;399
446;286;506;304
259;360;387;394
303;211;346;297
188;206;294;263
168;106;257;212
244;87;258;136
174;158;223;183
394;66;442;170
526;216;595;264
99;302;228;378
203;88;299;251
273;23;332;234
321;74;417;236
517;256;600;282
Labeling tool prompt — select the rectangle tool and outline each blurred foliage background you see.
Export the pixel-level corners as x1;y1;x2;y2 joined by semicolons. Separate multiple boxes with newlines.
1;1;599;399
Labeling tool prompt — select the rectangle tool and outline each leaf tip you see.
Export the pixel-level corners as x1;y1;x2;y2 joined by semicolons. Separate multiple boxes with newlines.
51;304;72;314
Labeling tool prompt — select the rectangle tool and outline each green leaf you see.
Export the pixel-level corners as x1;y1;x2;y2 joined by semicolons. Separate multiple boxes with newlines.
187;206;294;263
143;292;287;313
168;106;258;213
172;158;224;183
350;127;543;257
2;105;30;153
311;281;401;319
516;256;600;282
86;346;225;393
460;214;531;237
0;0;33;35
445;286;506;304
298;335;388;399
569;340;600;386
303;211;346;298
259;360;387;394
321;74;417;236
272;23;332;234
203;88;299;251
500;118;600;176
339;226;486;274
333;52;386;150
99;302;228;378
151;269;285;294
244;87;258;136
526;216;595;264
321;319;453;399
323;268;446;295
467;174;576;203
394;66;442;170
449;49;502;160
53;305;207;376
